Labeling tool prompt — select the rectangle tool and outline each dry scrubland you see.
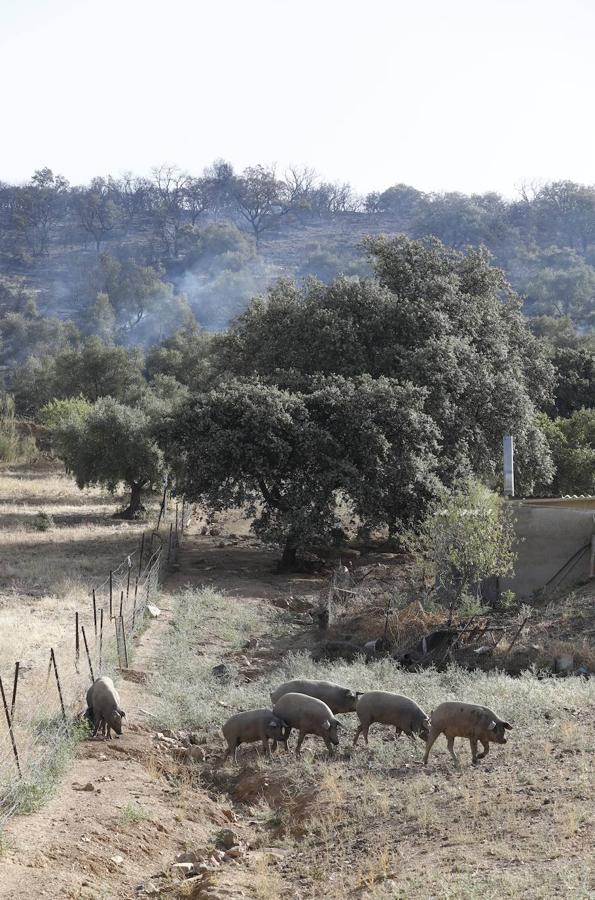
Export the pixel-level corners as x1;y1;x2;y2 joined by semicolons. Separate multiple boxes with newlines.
0;464;155;816
149;586;595;899
1;474;594;898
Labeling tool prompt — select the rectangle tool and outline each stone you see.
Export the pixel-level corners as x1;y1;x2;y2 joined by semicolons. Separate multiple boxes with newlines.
110;855;124;865
146;604;161;618
170;862;195;877
223;846;243;860
72;782;95;792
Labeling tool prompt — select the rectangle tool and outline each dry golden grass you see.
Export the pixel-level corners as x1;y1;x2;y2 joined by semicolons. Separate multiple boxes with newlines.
0;463;163;810
158;584;595;900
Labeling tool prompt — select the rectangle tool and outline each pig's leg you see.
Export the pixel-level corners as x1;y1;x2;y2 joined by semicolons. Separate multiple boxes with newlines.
353;723;369;746
423;728;439;765
469;739;479;763
476;740;490;760
295;730;306;755
262;738;271;758
446;736;459;765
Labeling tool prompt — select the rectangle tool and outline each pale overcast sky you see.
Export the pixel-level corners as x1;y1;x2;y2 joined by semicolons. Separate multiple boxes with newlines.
1;0;594;196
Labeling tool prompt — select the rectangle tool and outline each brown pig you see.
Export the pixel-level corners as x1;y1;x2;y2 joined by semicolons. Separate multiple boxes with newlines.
423;701;512;766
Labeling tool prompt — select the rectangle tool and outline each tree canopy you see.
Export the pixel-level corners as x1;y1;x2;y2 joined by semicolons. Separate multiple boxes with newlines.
216;236;555;493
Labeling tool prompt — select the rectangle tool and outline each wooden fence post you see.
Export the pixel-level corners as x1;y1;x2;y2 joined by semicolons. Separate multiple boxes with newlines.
92;589;97;639
168;523;173;563
109;570;113;619
119;590;124;619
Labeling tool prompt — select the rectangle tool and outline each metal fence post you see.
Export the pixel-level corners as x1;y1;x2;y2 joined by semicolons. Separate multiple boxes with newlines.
50;648;66;721
0;675;21;778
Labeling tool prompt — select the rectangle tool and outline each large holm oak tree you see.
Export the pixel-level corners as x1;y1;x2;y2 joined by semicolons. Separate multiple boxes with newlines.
215;236;555;494
168;376;439;567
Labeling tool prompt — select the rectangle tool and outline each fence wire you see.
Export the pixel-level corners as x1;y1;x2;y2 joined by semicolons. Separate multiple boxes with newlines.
0;496;192;831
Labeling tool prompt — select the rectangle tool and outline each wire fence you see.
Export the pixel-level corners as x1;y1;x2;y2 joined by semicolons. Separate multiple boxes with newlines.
0;495;192;831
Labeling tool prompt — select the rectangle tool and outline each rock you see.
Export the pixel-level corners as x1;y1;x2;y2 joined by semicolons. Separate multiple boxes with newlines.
200;527;208;535
110;855;124;865
211;849;226;861
223;846;243;860
146;604;161;618
218;829;239;850
72;782;95;792
217;541;226;549
209;528;221;536
170;862;195;877
189;732;206;745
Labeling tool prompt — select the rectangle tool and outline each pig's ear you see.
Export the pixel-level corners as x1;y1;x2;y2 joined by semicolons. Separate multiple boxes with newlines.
118;709;126;718
356;691;364;698
488;720;497;731
346;690;357;699
502;721;512;730
322;720;331;731
333;718;345;729
267;719;278;728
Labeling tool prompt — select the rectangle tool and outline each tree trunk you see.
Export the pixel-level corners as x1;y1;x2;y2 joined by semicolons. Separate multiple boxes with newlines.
115;482;145;520
279;535;298;570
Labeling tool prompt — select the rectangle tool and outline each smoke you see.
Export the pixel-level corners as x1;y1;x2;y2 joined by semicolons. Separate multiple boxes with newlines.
177;256;283;330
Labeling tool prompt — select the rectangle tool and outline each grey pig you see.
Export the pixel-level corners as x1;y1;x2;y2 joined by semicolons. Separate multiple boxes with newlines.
86;676;126;740
272;692;342;755
423;701;512;766
354;691;430;746
270;679;362;714
222;708;288;763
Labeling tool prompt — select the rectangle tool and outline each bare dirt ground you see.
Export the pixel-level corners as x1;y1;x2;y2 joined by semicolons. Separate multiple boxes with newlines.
1;506;595;899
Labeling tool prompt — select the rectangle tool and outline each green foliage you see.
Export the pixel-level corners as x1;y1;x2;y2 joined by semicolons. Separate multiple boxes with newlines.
522;249;595;326
169;375;439;562
537;410;595;495
14;337;145;416
407;481;517;607
145;322;213;391
31;510;55;531
176;221;255;273
216;238;554;493
45;396;164;516
88;253;183;334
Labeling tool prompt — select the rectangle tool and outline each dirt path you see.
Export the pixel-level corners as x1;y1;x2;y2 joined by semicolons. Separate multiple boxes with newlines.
0;521;325;900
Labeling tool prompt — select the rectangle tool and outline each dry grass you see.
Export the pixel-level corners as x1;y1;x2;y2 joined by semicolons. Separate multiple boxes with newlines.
0;463;163;817
156;584;595;899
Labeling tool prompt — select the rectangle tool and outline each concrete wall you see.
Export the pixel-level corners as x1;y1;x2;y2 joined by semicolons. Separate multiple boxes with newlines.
501;500;594;599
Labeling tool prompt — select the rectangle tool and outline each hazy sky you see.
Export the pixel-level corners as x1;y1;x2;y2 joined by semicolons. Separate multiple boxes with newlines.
2;0;594;196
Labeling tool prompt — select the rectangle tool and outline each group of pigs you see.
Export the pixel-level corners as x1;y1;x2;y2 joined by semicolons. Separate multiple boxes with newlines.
84;674;513;768
223;679;513;766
